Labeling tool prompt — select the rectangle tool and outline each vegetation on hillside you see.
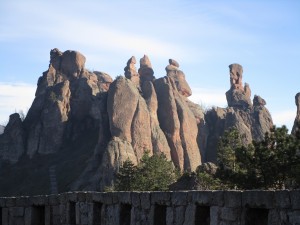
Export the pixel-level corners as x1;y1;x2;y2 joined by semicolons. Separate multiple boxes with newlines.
112;126;300;191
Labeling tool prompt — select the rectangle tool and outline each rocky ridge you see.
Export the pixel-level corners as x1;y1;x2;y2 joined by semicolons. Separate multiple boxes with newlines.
0;49;274;195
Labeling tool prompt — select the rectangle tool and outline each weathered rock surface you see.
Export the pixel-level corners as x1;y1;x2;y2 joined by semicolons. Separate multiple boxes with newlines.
0;113;25;163
124;56;140;87
154;76;201;171
204;65;273;162
0;49;275;195
165;59;192;97
138;55;155;84
292;92;300;135
226;64;252;108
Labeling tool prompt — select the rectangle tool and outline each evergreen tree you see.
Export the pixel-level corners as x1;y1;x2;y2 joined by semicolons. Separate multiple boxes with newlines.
114;152;177;191
115;159;137;191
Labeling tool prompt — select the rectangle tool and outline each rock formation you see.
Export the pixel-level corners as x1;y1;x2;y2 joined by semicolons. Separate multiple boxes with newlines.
292;92;300;135
138;55;155;84
124;56;140;87
0;49;274;195
165;59;192;97
226;64;252;108
204;64;273;162
0;113;25;163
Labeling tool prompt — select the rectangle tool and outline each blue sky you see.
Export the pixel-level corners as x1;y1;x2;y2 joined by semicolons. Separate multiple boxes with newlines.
0;0;300;131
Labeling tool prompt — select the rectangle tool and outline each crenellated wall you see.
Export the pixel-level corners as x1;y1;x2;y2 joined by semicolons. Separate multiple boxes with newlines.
0;190;299;225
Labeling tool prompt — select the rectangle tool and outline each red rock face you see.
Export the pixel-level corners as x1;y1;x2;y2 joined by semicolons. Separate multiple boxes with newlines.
154;77;201;171
138;55;155;84
1;49;276;194
165;59;192;97
124;56;140;87
226;64;252;108
229;63;244;91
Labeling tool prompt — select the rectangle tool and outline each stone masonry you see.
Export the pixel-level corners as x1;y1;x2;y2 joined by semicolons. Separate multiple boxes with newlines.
0;190;299;225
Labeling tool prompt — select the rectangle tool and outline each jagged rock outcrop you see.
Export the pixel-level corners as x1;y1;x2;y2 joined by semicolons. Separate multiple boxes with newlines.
226;64;252;108
0;113;25;163
165;59;192;97
0;49;275;195
204;64;273;162
124;56;140;87
292;93;300;135
138;55;155;84
154;76;201;171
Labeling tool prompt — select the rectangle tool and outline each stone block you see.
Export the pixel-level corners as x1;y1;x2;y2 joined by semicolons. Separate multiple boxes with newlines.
175;206;186;225
45;206;51;225
58;193;67;204
16;197;29;207
172;192;188;206
212;191;224;207
0;198;6;207
242;191;274;209
140;192;151;210
151;192;171;205
2;208;9;225
102;192;113;204
288;210;300;224
183;204;196;225
29;195;48;206
189;191;212;205
48;194;60;205
5;197;16;207
220;207;240;222
210;206;220;225
275;190;291;209
10;207;25;217
131;192;140;207
24;207;31;225
92;192;104;203
78;192;87;202
118;192;131;204
267;209;281;225
224;191;242;208
65;192;78;202
290;190;300;209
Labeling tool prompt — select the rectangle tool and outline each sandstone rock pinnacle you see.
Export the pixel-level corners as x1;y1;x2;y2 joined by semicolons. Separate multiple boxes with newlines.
226;63;252;108
165;59;192;97
124;56;140;87
138;55;155;84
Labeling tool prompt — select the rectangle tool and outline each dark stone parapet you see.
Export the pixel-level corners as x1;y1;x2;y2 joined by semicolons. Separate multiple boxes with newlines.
0;190;299;224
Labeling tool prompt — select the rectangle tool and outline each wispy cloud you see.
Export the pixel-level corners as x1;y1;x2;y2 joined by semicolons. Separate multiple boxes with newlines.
272;110;296;131
189;87;227;108
0;83;35;125
0;1;187;60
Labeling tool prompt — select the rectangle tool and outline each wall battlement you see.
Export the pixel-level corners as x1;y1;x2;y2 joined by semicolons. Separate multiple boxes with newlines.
0;190;299;225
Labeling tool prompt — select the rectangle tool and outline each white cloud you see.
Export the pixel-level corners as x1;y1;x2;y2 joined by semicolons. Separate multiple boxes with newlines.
0;83;36;125
188;87;227;108
272;110;296;132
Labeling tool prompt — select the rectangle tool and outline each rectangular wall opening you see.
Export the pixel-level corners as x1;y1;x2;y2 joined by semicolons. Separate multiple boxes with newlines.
120;204;132;225
93;202;103;225
0;208;2;225
31;206;45;225
245;208;269;225
154;204;167;225
195;205;210;225
69;202;76;225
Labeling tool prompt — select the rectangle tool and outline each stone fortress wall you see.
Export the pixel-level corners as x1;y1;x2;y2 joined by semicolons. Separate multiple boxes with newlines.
0;190;299;225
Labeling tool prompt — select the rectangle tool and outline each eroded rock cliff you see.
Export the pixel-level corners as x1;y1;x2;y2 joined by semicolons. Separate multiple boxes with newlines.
204;64;273;162
0;50;274;195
